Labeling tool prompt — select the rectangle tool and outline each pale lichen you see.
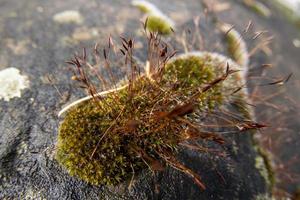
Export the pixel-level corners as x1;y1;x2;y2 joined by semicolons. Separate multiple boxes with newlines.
53;10;83;24
254;193;275;200
0;67;29;101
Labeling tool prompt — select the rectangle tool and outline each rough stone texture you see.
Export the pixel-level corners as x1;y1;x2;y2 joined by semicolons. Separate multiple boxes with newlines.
0;0;299;199
225;0;300;195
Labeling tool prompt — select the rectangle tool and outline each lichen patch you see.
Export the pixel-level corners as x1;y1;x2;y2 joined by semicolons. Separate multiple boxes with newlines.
5;39;31;55
72;27;99;41
293;38;300;48
53;10;83;24
0;67;29;101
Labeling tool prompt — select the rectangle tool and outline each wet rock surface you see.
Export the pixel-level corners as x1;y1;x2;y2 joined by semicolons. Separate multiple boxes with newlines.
0;0;299;199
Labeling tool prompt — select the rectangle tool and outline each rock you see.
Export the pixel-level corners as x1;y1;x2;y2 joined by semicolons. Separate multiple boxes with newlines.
2;0;299;199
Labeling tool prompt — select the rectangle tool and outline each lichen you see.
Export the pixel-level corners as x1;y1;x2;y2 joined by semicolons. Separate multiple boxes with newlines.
132;0;175;35
0;67;29;101
56;53;245;186
23;188;47;200
53;10;83;24
254;193;275;200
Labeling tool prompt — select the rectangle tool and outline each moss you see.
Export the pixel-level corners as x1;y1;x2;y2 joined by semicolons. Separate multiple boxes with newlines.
146;15;174;35
132;0;175;35
269;0;300;28
232;96;252;120
243;0;271;18
255;156;271;186
222;25;249;68
255;146;276;190
56;54;245;186
131;0;156;14
232;87;275;192
163;55;223;109
232;85;275;193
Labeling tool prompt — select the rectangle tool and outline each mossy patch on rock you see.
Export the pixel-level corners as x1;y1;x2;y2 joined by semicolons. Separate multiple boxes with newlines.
132;0;160;14
56;53;247;187
254;146;276;189
146;15;174;35
243;0;271;18
219;24;249;68
132;0;175;35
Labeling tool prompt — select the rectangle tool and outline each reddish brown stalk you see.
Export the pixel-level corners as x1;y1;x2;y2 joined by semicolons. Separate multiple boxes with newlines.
156;150;206;190
187;64;240;103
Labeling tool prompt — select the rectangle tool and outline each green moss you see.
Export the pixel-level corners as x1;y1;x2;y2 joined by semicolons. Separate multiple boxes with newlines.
146;15;174;35
56;55;242;186
269;0;300;28
132;0;175;35
232;96;252;120
163;55;224;109
225;29;248;67
255;146;276;189
132;1;153;13
243;0;271;17
57;100;143;185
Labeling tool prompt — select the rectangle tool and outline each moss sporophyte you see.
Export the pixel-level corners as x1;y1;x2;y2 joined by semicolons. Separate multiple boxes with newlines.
56;29;266;190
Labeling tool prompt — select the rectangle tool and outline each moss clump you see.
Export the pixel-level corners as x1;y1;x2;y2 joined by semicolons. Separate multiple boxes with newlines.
255;146;276;189
132;0;157;14
132;0;175;35
56;100;144;185
270;0;300;28
243;0;271;18
146;15;174;35
220;24;249;68
163;55;224;109
56;53;245;187
227;33;245;65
